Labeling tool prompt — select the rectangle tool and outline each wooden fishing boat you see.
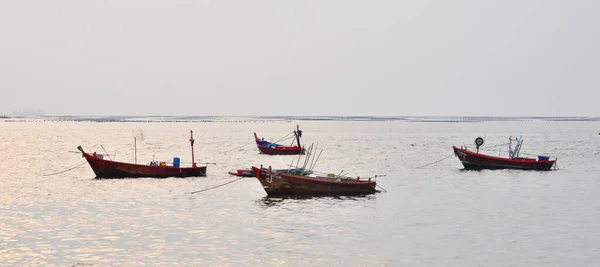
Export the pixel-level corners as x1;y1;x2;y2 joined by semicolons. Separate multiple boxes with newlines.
78;130;208;178
453;136;556;171
251;166;378;196
254;125;305;155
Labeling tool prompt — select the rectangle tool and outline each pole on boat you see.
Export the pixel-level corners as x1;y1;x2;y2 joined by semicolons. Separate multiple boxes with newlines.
310;149;324;171
295;124;302;150
190;130;196;168
134;137;137;164
309;143;318;170
101;145;113;161
300;143;314;175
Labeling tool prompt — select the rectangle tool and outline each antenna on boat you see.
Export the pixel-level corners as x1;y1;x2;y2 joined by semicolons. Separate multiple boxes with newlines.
132;128;145;164
190;130;196;168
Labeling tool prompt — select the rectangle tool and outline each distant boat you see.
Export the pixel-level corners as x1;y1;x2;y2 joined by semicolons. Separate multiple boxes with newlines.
254;125;305;155
453;136;556;171
78;131;207;178
251;166;378;196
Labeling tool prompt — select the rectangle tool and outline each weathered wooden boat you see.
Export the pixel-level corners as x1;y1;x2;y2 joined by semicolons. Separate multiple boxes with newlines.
254;125;305;155
453;136;556;171
251;166;378;196
228;168;312;177
78;130;207;178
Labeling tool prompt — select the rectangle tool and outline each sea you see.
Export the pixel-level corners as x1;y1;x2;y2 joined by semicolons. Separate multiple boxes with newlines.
1;116;599;266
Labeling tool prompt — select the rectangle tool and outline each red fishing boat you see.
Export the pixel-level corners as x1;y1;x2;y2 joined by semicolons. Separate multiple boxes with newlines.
251;166;378;196
452;136;556;171
254;125;305;155
78;131;208;178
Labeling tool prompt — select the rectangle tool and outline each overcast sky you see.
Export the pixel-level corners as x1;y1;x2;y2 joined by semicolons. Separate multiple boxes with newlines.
1;1;598;116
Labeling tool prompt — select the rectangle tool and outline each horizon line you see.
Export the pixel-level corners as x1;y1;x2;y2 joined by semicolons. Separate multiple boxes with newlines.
3;115;600;118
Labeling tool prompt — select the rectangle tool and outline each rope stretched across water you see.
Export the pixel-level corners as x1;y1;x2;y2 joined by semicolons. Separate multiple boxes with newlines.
221;139;257;154
189;177;247;194
42;161;87;176
413;153;455;169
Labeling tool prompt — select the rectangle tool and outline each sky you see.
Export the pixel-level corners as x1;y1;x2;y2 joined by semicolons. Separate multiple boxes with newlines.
1;0;599;116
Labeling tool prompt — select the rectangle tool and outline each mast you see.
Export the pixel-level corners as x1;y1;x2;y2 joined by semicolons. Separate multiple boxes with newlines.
508;136;514;158
190;130;196;167
515;136;523;158
295;124;302;148
508;135;523;159
134;137;137;164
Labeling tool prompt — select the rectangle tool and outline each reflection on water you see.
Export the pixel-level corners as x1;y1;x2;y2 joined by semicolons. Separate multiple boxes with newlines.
1;120;600;265
256;194;378;208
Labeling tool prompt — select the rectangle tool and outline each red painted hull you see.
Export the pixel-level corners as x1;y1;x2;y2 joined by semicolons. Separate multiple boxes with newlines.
452;146;555;171
256;144;305;155
255;137;304;155
83;153;207;178
252;166;378;196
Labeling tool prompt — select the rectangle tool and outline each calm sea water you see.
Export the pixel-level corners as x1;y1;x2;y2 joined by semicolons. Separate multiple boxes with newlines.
1;118;599;266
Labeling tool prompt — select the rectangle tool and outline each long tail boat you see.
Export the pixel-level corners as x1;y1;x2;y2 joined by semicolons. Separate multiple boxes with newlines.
78;131;207;178
453;136;556;171
254;125;305;155
251;166;378;196
250;142;379;196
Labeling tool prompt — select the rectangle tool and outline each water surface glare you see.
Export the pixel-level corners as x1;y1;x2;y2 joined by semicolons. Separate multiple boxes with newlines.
1;119;600;266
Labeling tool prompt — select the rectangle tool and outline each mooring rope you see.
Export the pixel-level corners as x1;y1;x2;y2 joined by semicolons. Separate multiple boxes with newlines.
42;161;87;176
476;143;510;152
221;139;256;154
273;132;294;144
376;184;387;192
189;177;247;194
413;153;455;169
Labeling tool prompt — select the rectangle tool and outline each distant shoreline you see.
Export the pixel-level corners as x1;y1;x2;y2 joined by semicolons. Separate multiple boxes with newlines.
2;115;600;123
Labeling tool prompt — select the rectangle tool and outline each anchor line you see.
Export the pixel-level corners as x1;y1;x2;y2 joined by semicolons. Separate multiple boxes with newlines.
42;161;87;176
189;177;246;194
413;153;455;169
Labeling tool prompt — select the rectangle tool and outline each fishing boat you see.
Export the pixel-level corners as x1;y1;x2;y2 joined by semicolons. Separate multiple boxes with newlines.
254;125;305;155
78;130;208;178
250;143;380;196
452;136;556;171
251;166;378;196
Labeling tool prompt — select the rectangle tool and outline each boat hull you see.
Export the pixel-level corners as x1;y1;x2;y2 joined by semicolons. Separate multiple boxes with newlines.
452;146;555;171
83;153;207;178
256;145;305;155
254;133;305;155
252;167;377;196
